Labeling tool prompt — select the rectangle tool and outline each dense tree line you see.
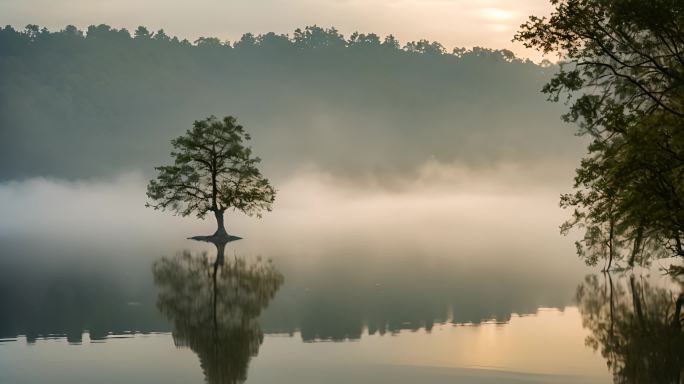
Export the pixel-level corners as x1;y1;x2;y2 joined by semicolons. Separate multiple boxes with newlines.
0;24;528;61
0;24;573;181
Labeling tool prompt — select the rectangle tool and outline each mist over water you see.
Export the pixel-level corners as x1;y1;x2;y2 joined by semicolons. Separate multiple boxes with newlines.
0;162;592;340
3;22;678;384
0;163;580;265
0;166;624;383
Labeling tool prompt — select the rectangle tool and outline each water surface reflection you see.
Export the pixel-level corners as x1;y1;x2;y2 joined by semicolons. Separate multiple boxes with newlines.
0;240;579;341
153;238;283;384
2;236;683;383
576;273;684;383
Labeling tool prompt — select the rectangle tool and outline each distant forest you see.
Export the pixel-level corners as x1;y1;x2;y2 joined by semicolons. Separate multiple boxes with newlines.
0;24;576;181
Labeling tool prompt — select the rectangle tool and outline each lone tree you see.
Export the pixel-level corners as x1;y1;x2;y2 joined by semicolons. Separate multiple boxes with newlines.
146;115;275;237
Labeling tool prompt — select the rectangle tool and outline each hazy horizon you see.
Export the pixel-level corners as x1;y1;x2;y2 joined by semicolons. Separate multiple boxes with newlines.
0;0;555;62
3;2;679;383
0;22;582;185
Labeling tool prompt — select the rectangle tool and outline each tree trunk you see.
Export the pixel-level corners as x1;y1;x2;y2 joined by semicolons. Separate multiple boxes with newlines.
606;217;614;271
213;209;227;237
212;258;219;330
629;223;644;267
630;275;644;327
673;294;683;330
214;239;227;266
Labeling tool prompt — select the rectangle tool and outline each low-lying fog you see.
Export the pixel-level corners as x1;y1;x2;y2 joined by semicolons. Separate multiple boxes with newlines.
0;161;590;290
0;162;581;267
0;161;606;340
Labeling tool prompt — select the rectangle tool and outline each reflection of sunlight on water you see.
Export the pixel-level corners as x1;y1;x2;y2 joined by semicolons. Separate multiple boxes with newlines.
256;306;609;380
456;308;599;375
0;309;610;383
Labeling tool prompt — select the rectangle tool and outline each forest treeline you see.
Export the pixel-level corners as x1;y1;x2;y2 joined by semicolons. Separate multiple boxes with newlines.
0;24;576;181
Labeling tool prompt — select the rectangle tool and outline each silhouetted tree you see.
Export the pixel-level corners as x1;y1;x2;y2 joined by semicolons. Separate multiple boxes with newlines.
146;116;275;237
134;26;151;39
293;26;345;49
516;0;684;269
404;39;445;55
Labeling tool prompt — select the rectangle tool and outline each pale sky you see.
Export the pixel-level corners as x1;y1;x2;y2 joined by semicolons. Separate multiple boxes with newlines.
0;0;554;60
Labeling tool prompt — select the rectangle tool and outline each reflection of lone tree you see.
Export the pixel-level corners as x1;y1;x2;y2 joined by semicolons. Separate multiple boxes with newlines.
576;274;684;383
153;241;283;384
146;116;275;237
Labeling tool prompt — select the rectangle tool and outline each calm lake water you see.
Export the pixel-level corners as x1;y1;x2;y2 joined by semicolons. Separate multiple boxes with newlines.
0;175;681;383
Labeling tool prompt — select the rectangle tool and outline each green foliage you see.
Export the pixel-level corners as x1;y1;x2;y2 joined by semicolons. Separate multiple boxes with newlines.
404;39;445;55
516;0;684;267
146;116;275;219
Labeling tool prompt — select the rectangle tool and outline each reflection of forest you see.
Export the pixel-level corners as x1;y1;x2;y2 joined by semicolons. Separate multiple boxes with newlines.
576;274;684;383
0;255;575;343
153;242;283;384
0;242;579;343
259;258;575;342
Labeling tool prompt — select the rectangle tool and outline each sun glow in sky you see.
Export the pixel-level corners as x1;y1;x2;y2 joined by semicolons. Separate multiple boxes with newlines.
1;0;554;60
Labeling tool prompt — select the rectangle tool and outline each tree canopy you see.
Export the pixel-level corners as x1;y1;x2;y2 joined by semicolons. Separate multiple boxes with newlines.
146;116;275;235
515;0;684;270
